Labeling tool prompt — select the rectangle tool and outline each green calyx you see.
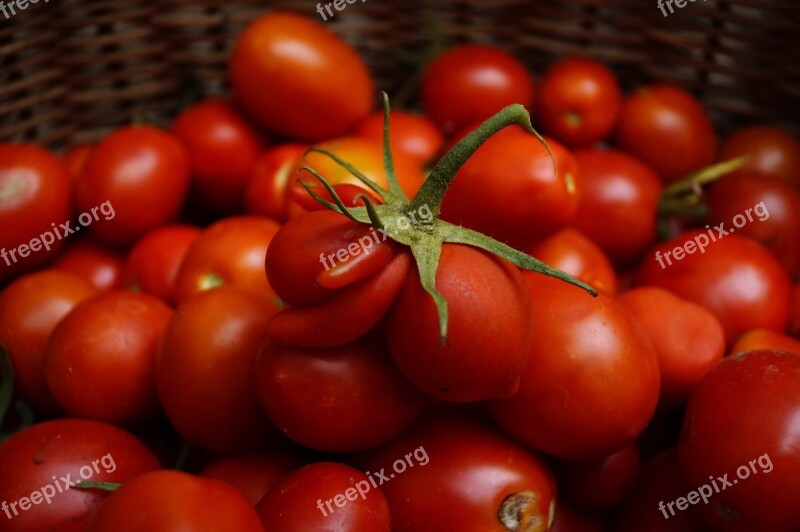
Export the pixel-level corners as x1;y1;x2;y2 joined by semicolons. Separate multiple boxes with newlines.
299;92;597;343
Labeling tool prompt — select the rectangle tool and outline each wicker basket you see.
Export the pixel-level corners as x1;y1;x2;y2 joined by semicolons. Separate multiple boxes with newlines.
1;0;798;149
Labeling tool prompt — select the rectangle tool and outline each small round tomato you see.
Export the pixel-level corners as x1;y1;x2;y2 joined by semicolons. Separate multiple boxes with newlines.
244;143;307;221
52;238;124;290
422;44;534;133
44;291;172;426
678;350;800;531
75;125;189;246
85;470;263;532
256;462;390;532
354;110;444;166
62;143;93;181
230;12;373;141
557;445;640;510
536;56;621;148
729;328;800;356
615;84;716;183
0;270;97;413
719;125;800;189
172;98;264;214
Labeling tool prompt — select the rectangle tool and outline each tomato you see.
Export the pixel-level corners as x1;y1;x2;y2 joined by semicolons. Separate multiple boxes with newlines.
256;336;425;452
488;274;660;459
617;286;725;410
530;227;618;296
440;128;581;249
75;125;189;246
172;216;280;305
0;143;72;282
44;290;172;426
354;110;444;166
355;415;556;532
230;12;373;141
52;238;125;290
557;444;640;510
62;143;93;181
536;56;621;148
793;283;800;337
637;231;792;343
122;224;200;302
0;270;96;413
156;286;279;453
0;419;161;532
615;84;716;184
678;350;800;531
706;172;800;278
729;328;800;356
387;244;532;402
172;98;264;214
719;125;800;189
571;148;662;266
244;143;307;221
256;462;390;532
422;44;534;133
85;470;263;532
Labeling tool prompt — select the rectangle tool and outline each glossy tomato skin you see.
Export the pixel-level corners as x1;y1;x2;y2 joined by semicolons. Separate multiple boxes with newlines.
256;462;390;532
157;286;280;454
678;350;800;531
387;244;532;402
0;143;72;281
354;110;444;166
75;126;189;246
355;416;556;532
719;125;800;189
256;336;426;452
44;290;172;426
85;470;263;532
637;231;792;343
172;99;264;215
52;238;125;290
489;275;660;460
615;84;716;184
536;56;621;148
244;143;308;221
441;129;581;249
422;44;534;133
0;270;97;413
557;444;640;510
230;12;373;141
0;419;161;532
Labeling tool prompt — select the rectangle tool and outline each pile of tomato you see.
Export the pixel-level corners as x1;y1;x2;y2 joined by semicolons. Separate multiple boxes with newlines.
1;10;799;532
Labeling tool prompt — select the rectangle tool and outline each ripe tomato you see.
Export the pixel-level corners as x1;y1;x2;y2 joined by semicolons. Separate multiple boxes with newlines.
0;270;96;413
75;125;189;246
0;419;161;532
85;470;263;532
489;275;660;459
615;84;716;183
0;143;72;281
156;286;279;453
62;143;93;181
729;328;800;356
536;56;621;148
678;349;800;531
172;98;264;215
52;238;125;290
230;12;373;141
256;462;390;532
244;143;307;221
557;444;640;510
719;125;800;189
422;44;534;133
571;148;662;266
354;110;444;166
44;291;172;426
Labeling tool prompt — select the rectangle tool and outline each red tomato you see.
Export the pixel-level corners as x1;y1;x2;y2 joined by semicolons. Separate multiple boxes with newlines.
440;128;581;249
557;445;640;510
199;450;306;505
536;56;622;148
615;84;716;184
489;275;660;459
256;462;390;532
793;283;800;337
637;231;792;343
157;286;279;453
244;143;307;221
0;270;97;413
678;350;800;531
85;470;263;532
0;419;161;532
0;143;71;281
62;143;93;181
230;12;373;141
354;110;444;166
122;224;200;302
617;286;725;410
52;238;124;290
75;126;189;246
172;98;264;214
729;328;800;356
422;44;535;133
719;125;800;189
571;148;662;266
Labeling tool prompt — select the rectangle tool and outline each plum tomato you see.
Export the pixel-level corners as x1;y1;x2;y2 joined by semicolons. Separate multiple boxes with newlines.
354;109;444;166
52;238;125;290
244;143;308;222
719;124;800;189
